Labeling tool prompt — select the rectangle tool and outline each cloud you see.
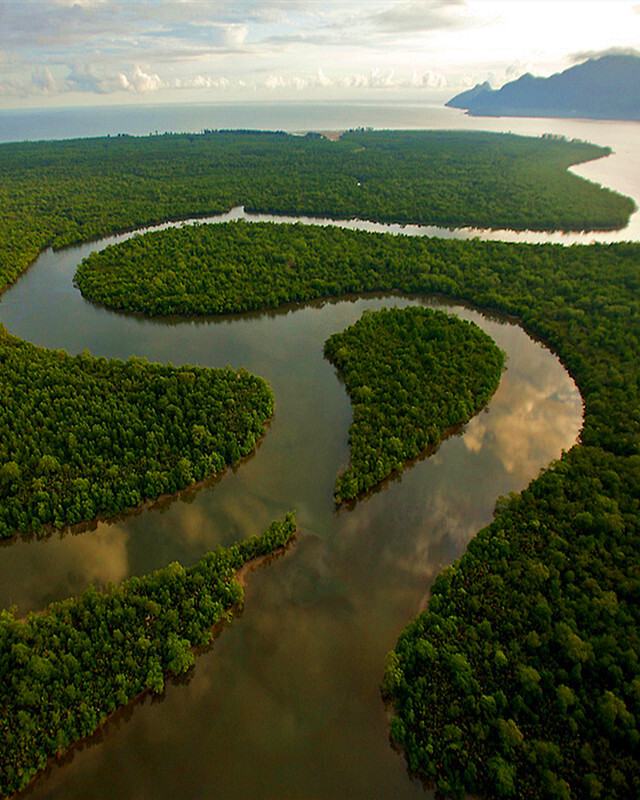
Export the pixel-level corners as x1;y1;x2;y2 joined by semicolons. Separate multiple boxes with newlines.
422;70;447;88
316;67;332;88
0;60;167;97
171;74;230;90
265;73;286;90
65;62;165;95
569;46;640;63
144;21;249;49
66;61;124;94
371;0;469;33
1;1;251;55
119;64;164;93
256;65;449;94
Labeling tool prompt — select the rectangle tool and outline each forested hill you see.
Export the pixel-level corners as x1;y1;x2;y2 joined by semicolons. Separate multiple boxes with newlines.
447;54;640;120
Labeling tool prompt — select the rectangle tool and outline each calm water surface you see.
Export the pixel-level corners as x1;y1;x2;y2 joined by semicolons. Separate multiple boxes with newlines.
2;106;636;799
1;219;582;799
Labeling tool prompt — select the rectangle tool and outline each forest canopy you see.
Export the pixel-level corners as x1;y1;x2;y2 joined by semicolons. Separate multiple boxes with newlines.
70;216;640;797
324;307;504;501
0;323;273;539
0;129;634;297
0;513;297;797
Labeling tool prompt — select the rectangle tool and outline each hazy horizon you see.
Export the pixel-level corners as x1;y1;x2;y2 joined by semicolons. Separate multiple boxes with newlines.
0;1;638;111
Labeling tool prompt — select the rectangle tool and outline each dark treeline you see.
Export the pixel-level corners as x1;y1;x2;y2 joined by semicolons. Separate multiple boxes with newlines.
0;323;273;539
0;514;296;797
72;218;640;797
1;129;633;295
323;307;504;501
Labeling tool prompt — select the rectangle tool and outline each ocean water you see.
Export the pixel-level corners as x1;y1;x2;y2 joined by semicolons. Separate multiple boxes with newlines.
0;101;494;142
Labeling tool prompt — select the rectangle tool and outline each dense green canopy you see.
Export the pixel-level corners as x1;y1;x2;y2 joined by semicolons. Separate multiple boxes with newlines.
0;324;273;539
324;307;504;501
73;217;640;798
1;129;633;296
0;514;296;797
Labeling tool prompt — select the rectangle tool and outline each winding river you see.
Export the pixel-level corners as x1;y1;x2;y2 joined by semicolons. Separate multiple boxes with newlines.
2;114;639;799
0;217;582;800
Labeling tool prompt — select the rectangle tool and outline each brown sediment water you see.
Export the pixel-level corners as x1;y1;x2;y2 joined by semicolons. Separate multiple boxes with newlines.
0;220;583;799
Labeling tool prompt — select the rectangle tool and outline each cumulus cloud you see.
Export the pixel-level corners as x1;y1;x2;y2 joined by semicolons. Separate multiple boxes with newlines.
257;66;448;94
66;61;124;94
422;70;447;89
32;66;57;94
0;63;84;98
265;73;286;90
63;62;165;94
316;67;332;88
119;65;164;93
172;74;231;90
0;60;169;97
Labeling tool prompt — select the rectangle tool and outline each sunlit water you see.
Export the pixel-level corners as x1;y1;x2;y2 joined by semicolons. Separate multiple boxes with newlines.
0;108;636;799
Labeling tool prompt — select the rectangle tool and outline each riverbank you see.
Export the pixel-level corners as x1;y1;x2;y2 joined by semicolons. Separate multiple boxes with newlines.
2;516;297;799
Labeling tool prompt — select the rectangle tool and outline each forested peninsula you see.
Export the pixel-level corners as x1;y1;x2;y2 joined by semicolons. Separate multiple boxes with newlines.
0;324;273;539
0;130;639;799
323;307;505;501
0;128;634;300
0;514;297;797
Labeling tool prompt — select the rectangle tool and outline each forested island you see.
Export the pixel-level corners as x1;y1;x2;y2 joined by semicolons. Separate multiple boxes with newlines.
324;307;504;501
0;514;297;797
0;129;639;799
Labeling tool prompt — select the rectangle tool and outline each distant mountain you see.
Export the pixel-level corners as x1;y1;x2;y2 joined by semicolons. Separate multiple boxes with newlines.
446;54;640;121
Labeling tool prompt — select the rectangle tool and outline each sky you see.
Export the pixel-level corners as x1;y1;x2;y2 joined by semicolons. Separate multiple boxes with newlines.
0;0;639;109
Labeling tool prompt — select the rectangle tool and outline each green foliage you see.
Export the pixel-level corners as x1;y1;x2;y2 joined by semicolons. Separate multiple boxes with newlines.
69;215;640;796
0;129;633;294
384;449;640;798
0;513;296;797
73;220;640;458
0;327;273;539
323;307;504;500
0;130;639;798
